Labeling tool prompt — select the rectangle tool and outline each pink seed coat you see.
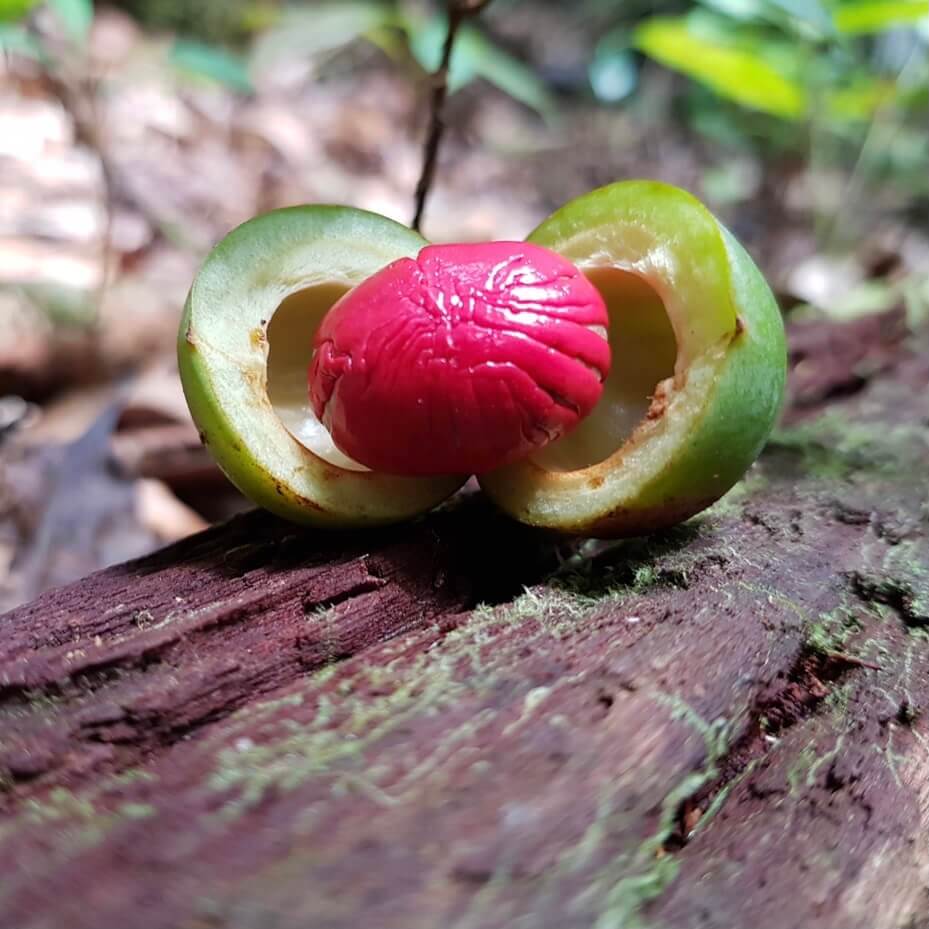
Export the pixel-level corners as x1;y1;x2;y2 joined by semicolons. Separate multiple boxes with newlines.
308;241;610;476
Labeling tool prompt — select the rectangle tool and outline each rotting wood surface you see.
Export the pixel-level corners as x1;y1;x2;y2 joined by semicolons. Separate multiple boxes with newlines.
0;310;927;929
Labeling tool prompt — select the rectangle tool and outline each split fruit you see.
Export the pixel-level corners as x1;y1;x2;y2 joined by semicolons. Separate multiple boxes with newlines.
179;181;786;536
178;207;467;528
479;180;787;536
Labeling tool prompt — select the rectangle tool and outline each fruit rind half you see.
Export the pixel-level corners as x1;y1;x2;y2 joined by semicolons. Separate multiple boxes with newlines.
179;205;467;527
479;180;787;537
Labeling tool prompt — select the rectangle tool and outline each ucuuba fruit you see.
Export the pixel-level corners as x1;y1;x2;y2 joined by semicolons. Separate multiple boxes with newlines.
479;180;787;536
178;182;786;536
178;207;467;527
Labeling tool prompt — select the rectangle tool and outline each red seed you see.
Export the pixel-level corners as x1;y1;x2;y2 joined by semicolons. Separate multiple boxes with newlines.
308;241;610;475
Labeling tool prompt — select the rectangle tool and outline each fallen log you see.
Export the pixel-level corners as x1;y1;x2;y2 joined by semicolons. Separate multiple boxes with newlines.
1;310;927;929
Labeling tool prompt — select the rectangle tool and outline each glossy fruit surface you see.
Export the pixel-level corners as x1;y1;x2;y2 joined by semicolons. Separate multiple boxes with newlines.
309;241;610;476
178;206;467;527
479;180;787;537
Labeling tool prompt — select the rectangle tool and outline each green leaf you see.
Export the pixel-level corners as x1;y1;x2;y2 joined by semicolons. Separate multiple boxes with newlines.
634;15;807;119
0;21;41;55
835;0;929;34
407;15;473;88
696;0;767;21
47;0;93;45
0;0;38;23
764;0;835;35
589;30;637;103
460;27;556;116
697;0;835;34
409;16;555;117
826;79;896;119
170;39;253;94
249;2;392;75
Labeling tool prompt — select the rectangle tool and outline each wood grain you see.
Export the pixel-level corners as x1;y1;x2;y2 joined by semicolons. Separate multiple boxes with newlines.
1;312;926;929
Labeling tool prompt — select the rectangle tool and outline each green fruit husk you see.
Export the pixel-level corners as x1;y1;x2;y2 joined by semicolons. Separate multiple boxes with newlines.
178;205;466;527
479;180;787;537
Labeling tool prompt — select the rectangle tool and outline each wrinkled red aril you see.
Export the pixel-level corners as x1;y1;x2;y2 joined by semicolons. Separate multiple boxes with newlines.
308;241;610;475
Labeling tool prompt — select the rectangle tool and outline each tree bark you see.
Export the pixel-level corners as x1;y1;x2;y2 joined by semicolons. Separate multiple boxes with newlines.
1;310;927;929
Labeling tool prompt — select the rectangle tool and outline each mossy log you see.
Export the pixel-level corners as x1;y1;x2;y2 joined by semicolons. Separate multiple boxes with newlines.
1;310;927;929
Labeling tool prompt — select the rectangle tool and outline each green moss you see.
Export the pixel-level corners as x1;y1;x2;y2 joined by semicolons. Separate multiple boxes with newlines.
700;469;770;520
691;757;760;838
786;744;819;795
825;680;854;721
806;607;862;655
587;695;730;929
805;733;846;788
118;802;157;820
876;726;907;787
769;412;927;481
23;788;96;825
0;688;64;725
205;597;585;817
882;540;929;622
549;526;711;605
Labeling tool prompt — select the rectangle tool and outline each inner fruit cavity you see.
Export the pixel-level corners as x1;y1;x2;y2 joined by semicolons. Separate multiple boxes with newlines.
530;268;677;472
266;283;369;472
308;242;611;476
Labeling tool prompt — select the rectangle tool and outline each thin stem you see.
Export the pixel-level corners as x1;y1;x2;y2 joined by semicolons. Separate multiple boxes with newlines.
411;0;493;233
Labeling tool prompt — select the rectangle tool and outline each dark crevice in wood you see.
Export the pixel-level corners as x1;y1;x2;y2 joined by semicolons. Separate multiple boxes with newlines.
848;570;928;626
301;573;389;616
662;644;861;852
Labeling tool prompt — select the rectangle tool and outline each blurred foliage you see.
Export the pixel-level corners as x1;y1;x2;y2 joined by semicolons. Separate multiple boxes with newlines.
0;20;41;54
249;2;390;67
835;0;929;33
635;15;807;118
406;11;555;116
169;38;253;93
248;2;555;116
629;1;928;127
2;0;926;220
48;0;91;42
111;0;263;45
0;0;38;22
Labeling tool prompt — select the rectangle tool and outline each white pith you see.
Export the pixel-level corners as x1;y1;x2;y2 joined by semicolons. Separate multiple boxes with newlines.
531;268;678;472
265;283;369;472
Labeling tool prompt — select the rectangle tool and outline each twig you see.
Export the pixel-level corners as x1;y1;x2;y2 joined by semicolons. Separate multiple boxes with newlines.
411;0;493;232
824;651;882;672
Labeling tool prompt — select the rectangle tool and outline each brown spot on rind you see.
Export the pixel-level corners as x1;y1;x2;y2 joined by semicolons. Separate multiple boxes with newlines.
734;315;746;337
588;476;605;489
646;378;674;421
273;478;325;512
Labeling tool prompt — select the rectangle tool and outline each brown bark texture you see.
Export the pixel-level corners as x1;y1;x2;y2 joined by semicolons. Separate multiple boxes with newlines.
0;310;927;929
